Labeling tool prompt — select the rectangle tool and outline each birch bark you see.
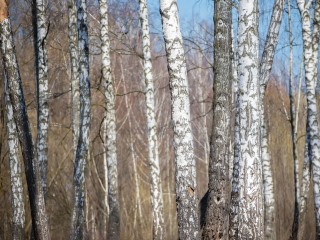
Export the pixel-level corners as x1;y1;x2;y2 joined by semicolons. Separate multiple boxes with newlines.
139;0;165;239
71;0;91;238
202;1;232;239
32;0;49;197
0;2;50;239
99;0;120;239
4;75;25;240
68;0;80;153
230;0;264;238
259;0;285;238
159;0;198;239
298;121;311;240
229;14;240;239
297;0;320;237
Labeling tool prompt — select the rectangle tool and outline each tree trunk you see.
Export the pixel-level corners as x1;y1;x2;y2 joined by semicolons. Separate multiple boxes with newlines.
0;3;50;239
99;0;120;239
298;120;311;240
139;0;165;239
259;0;285;238
159;0;199;239
230;0;264;238
201;0;232;239
32;0;50;197
288;0;300;237
68;0;80;154
297;0;320;237
4;76;25;240
70;0;91;238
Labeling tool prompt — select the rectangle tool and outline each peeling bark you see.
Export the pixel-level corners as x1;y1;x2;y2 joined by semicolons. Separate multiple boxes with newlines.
99;0;120;239
139;0;165;239
0;4;50;239
70;0;91;238
202;0;232;239
159;0;199;239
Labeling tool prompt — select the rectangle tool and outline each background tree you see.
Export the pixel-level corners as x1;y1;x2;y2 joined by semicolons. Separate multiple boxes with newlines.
259;0;285;238
99;0;120;238
70;0;91;238
139;0;165;239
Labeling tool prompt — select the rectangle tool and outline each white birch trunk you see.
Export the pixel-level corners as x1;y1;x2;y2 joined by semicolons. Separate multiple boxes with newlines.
298;121;311;240
99;0;120;239
202;1;232;239
32;0;50;197
68;0;80;154
159;0;198;239
0;4;50;239
230;0;264;238
139;0;165;239
4;76;25;240
297;0;320;236
71;0;91;238
229;17;239;238
259;0;285;238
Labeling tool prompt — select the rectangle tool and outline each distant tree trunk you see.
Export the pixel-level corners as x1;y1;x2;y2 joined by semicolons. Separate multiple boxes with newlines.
32;0;49;197
159;0;199;239
68;0;80;154
4;76;25;240
71;0;91;238
259;0;285;238
297;0;320;237
99;0;120;239
139;0;165;239
201;0;232;239
0;2;50;239
229;0;264;238
288;0;300;237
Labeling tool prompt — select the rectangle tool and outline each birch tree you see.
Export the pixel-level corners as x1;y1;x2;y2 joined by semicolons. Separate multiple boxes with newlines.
139;0;165;239
71;0;91;238
259;0;285;238
32;0;50;196
298;120;311;239
297;0;320;237
159;0;198;238
4;76;25;240
201;0;232;239
0;1;50;239
99;0;120;239
229;0;264;238
68;0;80;153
